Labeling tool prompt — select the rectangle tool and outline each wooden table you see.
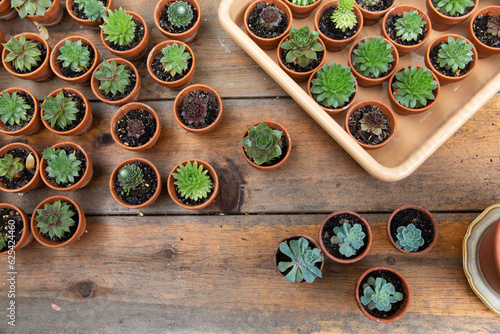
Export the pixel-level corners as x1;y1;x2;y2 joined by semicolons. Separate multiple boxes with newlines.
1;0;499;332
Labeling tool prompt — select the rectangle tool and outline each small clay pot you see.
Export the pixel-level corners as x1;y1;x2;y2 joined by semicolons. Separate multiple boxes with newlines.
387;65;440;115
244;0;293;50
467;6;500;59
19;0;63;26
40;142;93;191
348;35;399;87
0;143;43;193
110;102;161;151
241;120;292;170
154;0;202;43
147;40;196;89
0;0;17;20
91;58;141;106
425;34;478;86
0;87;42;136
50;36;101;85
355;266;411;322
31;196;86;248
0;203;33;255
344;99;397;150
315;0;364;52
387;205;438;255
274;234;324;284
479;218;500;294
318;210;372;264
100;10;149;61
109;158;162;209
286;0;322;19
41;88;93;135
66;0;114;27
354;0;396;26
277;34;326;82
1;33;54;82
381;5;432;56
425;0;478;31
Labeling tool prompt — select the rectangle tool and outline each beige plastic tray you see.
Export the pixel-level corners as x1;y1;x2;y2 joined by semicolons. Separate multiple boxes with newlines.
218;0;500;181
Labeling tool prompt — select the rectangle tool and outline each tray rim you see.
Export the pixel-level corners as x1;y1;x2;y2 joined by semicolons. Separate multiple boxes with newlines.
218;0;500;182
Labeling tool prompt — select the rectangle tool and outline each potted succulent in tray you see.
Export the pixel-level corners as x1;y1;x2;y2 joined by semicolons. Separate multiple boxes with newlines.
0;203;33;255
426;0;477;31
354;0;396;26
0;87;42;136
0;143;42;193
468;6;500;58
11;0;63;26
286;0;322;19
67;0;114;27
154;0;201;43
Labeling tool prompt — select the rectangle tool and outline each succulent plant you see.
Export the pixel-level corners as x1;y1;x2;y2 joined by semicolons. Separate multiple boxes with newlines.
394;10;426;42
392;65;438;109
117;163;143;195
358;108;388;137
10;0;52;18
35;200;76;240
280;26;324;68
330;0;357;32
277;237;323;283
396;223;424;252
100;8;136;46
57;39;91;73
0;236;6;249
310;62;356;109
486;15;500;37
2;34;42;72
0;91;31;126
240;122;282;166
0;154;24;180
160;43;191;77
167;0;194;28
289;0;316;5
352;36;394;78
181;96;207;126
41;91;79;129
172;160;214;201
330;221;366;258
432;0;474;16
42;148;82;185
93;59;131;96
74;0;107;22
436;36;474;73
259;5;282;29
126;119;145;138
361;276;404;312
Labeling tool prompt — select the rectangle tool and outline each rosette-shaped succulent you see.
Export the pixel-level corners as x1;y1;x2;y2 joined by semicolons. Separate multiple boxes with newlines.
277;237;323;283
352;36;394;78
358;109;388;136
35;200;76;240
392;65;438;109
330;221;366;258
487;15;500;37
41;91;79;129
75;0;107;22
280;25;324;68
311;62;356;109
167;0;194;28
394;10;426;42
160;43;191;77
11;0;52;18
0;91;30;126
2;34;42;72
396;223;424;252
432;0;474;16
436;36;474;73
240;122;282;166
172;160;214;201
259;5;282;29
361;277;404;312
100;8;136;46
57;39;91;73
126;119;145;138
93;59;131;96
117;163;143;195
181;96;207;126
0;154;24;180
42;148;82;185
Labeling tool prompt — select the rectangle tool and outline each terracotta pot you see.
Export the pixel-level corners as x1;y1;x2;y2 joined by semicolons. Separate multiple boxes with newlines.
354;0;396;26
154;0;202;43
0;87;43;136
387;205;438;255
91;58;141;106
348;35;399;87
0;203;33;255
1;33;54;82
345;99;397;150
355;266;411;322
0;0;17;20
426;0;478;31
31;196;86;248
167;159;219;210
0;143;43;193
40;142;93;191
274;234;325;284
241;120;292;170
479;218;500;294
50;36;101;84
381;5;432;56
387;65;440;115
318;210;372;264
285;0;322;19
66;0;114;27
19;0;63;26
244;0;293;50
307;65;358;115
110;102;161;151
174;84;223;133
0;29;4;64
315;0;364;52
100;10;149;61
41;88;93;135
467;6;500;59
277;35;326;82
425;34;478;86
146;40;196;89
109;158;162;209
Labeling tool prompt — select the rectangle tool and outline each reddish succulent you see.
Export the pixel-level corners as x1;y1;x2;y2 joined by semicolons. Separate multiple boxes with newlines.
487;15;500;37
259;6;282;29
181;96;207;126
358;109;388;136
126;119;145;138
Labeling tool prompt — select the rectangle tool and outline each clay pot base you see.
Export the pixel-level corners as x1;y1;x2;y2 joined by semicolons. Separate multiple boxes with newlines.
70;0;108;20
106;20;145;52
389;208;435;252
0;207;24;253
151;55;193;82
472;15;500;48
429;43;473;78
2;91;35;132
39;203;79;243
384;14;427;46
317;5;358;41
114;162;158;205
159;1;198;34
246;3;288;39
45;146;87;188
56;43;96;78
347;106;392;146
0;148;36;190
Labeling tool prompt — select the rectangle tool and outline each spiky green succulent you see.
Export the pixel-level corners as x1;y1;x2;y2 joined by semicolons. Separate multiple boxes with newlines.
392;65;438;109
0;154;24;180
436;36;474;73
396;223;425;252
352;36;394;78
10;0;52;18
0;91;31;126
330;0;357;32
432;0;474;16
167;0;193;28
2;34;42;72
160;43;191;77
172;160;214;201
330;221;366;258
42;148;82;185
93;59;131;96
57;39;91;73
240;122;282;166
35;200;76;240
277;237;323;283
74;0;107;22
394;10;426;42
310;62;356;109
117;163;143;195
359;108;388;136
41;90;79;129
289;0;316;5
361;276;404;312
280;25;324;68
100;8;136;46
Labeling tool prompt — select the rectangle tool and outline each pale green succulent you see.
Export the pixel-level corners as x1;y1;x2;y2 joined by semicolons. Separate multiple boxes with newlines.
352;36;394;78
330;0;357;32
277;237;323;283
310;62;356;109
0;91;30;126
330;221;366;257
160;43;191;77
172;160;214;201
100;8;136;46
42;148;82;185
74;0;107;22
396;223;425;252
0;154;24;180
2;34;42;72
167;0;193;28
392;65;438;109
240;122;282;166
394;10;426;42
361;276;404;312
93;59;131;96
41;91;79;129
10;0;52;18
436;36;474;73
289;0;316;5
432;0;474;16
57;39;91;73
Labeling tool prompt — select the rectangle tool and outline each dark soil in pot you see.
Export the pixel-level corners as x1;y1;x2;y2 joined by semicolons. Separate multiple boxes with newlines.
318;5;358;40
355;0;393;12
159;0;198;34
175;185;214;206
429;43;473;77
385;14;427;46
433;0;474;17
244;130;288;167
115;108;157;147
100;67;137;101
106;20;145;52
39;202;79;242
389;208;435;252
280;49;322;72
178;90;220;129
351;44;393;79
247;2;288;39
48;90;86;132
348;105;392;145
151;54;193;82
321;213;369;260
46;146;87;188
3;91;35;132
71;0;108;20
0;207;24;253
472;15;500;48
276;236;322;277
115;162;157;205
57;43;96;78
0;148;36;189
10;41;47;74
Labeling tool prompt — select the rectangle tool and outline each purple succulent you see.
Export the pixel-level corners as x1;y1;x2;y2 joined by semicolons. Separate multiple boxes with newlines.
358;109;388;136
181;96;207;126
259;6;282;29
126;119;145;138
487;15;500;37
